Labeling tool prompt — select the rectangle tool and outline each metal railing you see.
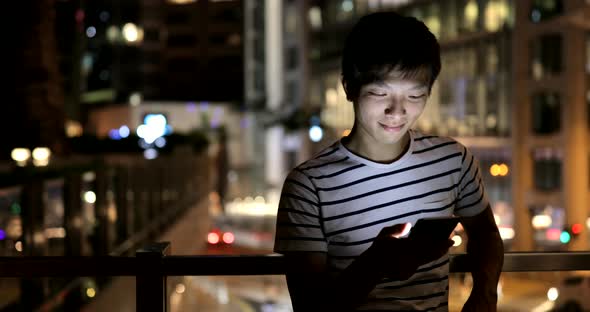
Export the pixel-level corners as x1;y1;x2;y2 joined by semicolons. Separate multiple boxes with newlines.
3;242;590;311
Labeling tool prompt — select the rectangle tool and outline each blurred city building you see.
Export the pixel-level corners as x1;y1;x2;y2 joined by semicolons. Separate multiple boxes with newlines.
244;0;312;187
301;0;590;251
55;0;243;126
5;0;67;160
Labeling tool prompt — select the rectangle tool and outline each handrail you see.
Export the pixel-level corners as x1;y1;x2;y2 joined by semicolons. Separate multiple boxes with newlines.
4;242;590;312
3;250;590;278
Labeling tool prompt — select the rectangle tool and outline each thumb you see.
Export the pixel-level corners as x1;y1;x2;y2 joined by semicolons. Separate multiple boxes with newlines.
380;223;411;238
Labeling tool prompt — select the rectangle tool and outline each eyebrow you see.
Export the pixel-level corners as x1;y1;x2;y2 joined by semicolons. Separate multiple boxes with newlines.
368;81;429;90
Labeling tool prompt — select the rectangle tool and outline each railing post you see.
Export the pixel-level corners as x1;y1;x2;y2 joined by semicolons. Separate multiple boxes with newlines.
136;242;171;312
20;176;47;311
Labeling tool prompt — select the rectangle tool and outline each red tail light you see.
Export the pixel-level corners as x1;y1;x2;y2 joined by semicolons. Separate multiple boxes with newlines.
207;232;220;244
222;232;235;244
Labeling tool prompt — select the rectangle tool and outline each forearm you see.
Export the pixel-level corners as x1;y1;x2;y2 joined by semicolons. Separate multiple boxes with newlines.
290;247;415;311
466;229;504;296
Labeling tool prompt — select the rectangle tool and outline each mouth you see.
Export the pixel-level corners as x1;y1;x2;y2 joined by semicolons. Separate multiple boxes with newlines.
379;123;406;132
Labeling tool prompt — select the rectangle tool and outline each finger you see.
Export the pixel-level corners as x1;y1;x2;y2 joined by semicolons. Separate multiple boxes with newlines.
387;223;412;238
378;223;408;237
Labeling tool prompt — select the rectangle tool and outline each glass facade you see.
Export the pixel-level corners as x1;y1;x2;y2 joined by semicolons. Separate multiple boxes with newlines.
416;38;511;137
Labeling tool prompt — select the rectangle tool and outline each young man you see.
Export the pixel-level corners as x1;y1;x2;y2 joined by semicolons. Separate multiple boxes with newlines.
273;11;504;312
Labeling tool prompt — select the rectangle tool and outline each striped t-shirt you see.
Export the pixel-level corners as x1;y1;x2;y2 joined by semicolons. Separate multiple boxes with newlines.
274;129;489;311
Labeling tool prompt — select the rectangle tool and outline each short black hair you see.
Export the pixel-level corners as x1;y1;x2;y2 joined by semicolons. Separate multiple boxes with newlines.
341;11;441;101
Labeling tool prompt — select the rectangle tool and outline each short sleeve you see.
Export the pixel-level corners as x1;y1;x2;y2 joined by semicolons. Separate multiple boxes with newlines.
454;144;490;217
273;169;327;253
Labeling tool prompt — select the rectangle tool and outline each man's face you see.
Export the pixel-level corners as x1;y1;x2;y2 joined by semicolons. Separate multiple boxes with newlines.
352;70;429;147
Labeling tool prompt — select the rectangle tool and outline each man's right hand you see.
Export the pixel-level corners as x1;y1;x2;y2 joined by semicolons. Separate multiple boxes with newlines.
368;223;454;280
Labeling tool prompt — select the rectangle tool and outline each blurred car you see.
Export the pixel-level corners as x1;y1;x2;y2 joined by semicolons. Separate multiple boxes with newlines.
206;227;235;246
547;275;590;312
206;214;275;251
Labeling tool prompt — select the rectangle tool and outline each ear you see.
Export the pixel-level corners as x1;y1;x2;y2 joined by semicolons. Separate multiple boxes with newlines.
341;79;356;102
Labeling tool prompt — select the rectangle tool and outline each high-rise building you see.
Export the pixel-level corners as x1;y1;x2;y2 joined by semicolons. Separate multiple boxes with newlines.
4;0;67;159
244;0;310;187
64;0;244;118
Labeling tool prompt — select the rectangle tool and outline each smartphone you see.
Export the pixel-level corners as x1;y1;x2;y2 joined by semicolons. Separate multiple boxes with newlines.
409;216;460;239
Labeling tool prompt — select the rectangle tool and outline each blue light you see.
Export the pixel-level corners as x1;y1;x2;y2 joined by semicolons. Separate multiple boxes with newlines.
531;9;541;23
144;148;158;160
165;125;173;135
186;102;197;112
108;129;121;140
0;229;5;240
309;125;323;142
144;114;167;126
155;137;166;148
118;125;130;138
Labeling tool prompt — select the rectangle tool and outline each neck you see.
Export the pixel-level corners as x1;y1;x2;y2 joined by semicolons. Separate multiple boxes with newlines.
344;128;411;164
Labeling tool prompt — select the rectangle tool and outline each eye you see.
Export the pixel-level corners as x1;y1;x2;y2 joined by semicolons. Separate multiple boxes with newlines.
368;91;386;97
409;94;426;100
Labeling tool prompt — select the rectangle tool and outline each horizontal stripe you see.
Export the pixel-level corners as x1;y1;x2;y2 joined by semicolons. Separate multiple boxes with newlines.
326;199;456;237
309;164;365;180
301;156;349;171
381;291;446;301
321;168;460;206
280;208;319;219
413;141;456;154
276;236;325;242
324;184;456;222
455;192;484;212
282;193;320;208
316;147;339;159
317;152;461;192
457;155;474;187
276;222;321;229
284;179;318;198
416;259;449;273
459;167;480;194
414;135;439;141
359;301;448;312
458;178;482;202
381;276;448;290
461;146;467;164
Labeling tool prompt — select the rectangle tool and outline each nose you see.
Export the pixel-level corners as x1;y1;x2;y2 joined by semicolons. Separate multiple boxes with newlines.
384;99;405;116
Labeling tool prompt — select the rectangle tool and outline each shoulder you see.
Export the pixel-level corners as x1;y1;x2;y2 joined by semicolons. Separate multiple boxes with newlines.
411;129;465;154
289;141;349;175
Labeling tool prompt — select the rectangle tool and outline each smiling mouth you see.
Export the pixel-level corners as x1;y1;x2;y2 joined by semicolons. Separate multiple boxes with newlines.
380;123;406;132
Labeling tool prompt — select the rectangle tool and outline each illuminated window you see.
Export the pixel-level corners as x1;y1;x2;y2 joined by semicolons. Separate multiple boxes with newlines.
463;0;479;32
423;3;441;38
308;6;322;30
484;0;510;32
